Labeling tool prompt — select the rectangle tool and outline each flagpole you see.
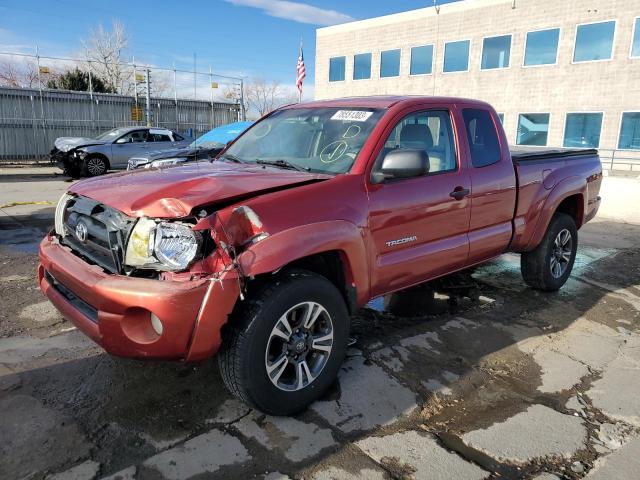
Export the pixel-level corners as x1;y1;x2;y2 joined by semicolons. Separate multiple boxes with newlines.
298;38;303;103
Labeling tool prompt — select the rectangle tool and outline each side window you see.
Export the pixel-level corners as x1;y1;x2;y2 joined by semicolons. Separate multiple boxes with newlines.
150;133;172;142
121;130;148;143
376;110;457;176
173;132;184;141
462;109;501;168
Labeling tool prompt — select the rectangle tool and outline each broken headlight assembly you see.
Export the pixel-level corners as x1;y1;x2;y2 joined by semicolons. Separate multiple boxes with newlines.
72;149;88;159
124;217;202;271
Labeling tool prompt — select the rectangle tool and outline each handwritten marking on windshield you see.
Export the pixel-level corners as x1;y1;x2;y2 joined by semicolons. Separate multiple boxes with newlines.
343;125;361;139
320;140;348;163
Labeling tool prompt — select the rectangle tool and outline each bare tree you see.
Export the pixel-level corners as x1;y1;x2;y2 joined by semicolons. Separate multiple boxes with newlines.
81;20;132;94
244;78;297;117
222;84;239;102
0;60;41;88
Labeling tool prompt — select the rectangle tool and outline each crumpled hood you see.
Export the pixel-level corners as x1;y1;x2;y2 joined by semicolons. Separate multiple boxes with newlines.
54;137;106;152
69;161;330;218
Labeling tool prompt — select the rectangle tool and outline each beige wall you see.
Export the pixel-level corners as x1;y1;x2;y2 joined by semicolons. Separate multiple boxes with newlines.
314;0;640;152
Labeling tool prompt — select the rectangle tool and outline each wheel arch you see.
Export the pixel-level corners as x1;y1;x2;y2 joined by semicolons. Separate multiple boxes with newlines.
524;177;586;251
237;220;369;312
555;194;585;228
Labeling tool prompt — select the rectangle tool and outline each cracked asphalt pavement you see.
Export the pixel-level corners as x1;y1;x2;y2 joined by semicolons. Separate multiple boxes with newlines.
1;167;640;479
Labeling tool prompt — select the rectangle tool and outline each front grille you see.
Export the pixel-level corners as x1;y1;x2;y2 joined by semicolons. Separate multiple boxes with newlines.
45;270;98;323
60;195;136;274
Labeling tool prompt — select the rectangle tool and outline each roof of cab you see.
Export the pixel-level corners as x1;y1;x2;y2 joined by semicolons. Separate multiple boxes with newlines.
284;95;493;110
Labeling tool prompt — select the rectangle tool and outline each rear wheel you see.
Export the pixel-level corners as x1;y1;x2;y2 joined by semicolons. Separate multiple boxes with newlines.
83;155;108;176
218;269;350;415
521;213;578;291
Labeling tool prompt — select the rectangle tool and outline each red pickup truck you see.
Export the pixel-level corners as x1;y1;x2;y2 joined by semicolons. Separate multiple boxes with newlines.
39;96;602;415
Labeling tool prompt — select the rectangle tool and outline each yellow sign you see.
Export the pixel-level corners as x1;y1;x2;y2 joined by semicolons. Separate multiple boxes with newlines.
39;66;50;74
131;106;143;121
211;82;219;89
135;73;145;83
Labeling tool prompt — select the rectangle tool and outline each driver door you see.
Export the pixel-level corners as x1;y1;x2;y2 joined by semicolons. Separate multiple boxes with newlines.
366;108;472;297
112;129;149;167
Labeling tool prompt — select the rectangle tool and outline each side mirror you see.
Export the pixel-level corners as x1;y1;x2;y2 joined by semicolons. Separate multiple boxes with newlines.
371;149;429;183
115;137;128;144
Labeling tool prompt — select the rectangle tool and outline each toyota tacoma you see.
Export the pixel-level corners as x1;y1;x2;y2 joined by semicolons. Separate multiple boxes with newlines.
38;96;602;415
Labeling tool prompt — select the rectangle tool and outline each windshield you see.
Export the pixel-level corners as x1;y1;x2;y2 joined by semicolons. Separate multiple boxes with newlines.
189;140;225;149
96;128;130;140
223;107;386;174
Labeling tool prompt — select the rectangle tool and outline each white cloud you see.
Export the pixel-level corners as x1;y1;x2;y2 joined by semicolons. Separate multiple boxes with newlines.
224;0;353;26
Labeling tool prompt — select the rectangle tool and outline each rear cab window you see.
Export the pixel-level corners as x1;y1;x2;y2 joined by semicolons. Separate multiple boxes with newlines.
462;108;501;167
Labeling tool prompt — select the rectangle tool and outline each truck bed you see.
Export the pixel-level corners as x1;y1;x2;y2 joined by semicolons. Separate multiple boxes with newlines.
510;146;598;164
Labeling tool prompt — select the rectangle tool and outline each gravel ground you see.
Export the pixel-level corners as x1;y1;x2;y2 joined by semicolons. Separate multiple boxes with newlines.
1;169;639;479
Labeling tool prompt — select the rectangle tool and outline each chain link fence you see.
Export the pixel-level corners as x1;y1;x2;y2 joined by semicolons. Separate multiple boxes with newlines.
0;51;245;161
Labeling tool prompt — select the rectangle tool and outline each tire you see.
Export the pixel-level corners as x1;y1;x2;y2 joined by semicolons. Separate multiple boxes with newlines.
65;163;82;179
83;155;108;177
521;213;578;291
218;269;350;415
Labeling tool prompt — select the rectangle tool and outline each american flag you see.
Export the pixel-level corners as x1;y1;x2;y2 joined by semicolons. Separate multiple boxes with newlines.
296;44;306;97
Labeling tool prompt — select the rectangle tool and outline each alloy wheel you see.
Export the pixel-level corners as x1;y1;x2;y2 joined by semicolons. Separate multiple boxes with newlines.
86;157;106;176
265;301;334;392
549;228;573;279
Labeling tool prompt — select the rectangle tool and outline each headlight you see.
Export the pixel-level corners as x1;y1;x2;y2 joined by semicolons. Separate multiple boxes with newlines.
54;192;73;237
124;218;201;271
124;217;157;266
73;150;88;159
154;222;200;270
127;158;147;170
147;158;186;169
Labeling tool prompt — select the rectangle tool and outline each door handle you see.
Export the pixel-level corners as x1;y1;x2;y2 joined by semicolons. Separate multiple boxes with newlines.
449;187;470;200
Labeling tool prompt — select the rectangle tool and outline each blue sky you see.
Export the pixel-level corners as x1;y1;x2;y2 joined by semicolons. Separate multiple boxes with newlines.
0;0;461;90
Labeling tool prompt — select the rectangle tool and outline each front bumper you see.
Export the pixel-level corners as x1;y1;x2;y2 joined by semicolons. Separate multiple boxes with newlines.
38;234;240;361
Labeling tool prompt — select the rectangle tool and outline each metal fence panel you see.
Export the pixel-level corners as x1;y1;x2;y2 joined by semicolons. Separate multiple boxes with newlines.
0;86;240;160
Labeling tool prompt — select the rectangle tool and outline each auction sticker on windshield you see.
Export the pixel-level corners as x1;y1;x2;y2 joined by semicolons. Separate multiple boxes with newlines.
331;110;374;122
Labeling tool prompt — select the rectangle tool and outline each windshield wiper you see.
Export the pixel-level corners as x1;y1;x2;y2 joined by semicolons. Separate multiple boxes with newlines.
219;153;244;164
256;159;309;172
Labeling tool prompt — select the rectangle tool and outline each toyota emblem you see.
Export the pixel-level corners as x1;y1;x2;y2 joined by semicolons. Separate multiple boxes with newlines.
75;222;88;242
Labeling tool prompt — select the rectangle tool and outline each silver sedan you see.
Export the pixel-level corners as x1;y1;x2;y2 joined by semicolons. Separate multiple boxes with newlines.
51;127;192;177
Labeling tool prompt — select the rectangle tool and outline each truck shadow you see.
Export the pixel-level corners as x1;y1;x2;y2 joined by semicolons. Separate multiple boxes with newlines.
1;220;638;478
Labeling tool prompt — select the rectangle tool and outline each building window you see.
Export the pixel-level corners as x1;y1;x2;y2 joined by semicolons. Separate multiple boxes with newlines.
410;45;433;75
524;28;560;66
517;113;550;146
329;56;345;82
380;49;401;78
619;113;640;150
497;113;505;124
573;21;616;62
462;109;502;167
353;53;372;80
632;18;640;58
563;113;603;148
443;40;470;73
481;35;511;69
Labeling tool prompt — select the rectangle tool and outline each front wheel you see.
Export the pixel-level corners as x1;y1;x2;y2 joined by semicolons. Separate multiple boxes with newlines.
83;155;108;176
521;213;578;291
218;270;350;415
